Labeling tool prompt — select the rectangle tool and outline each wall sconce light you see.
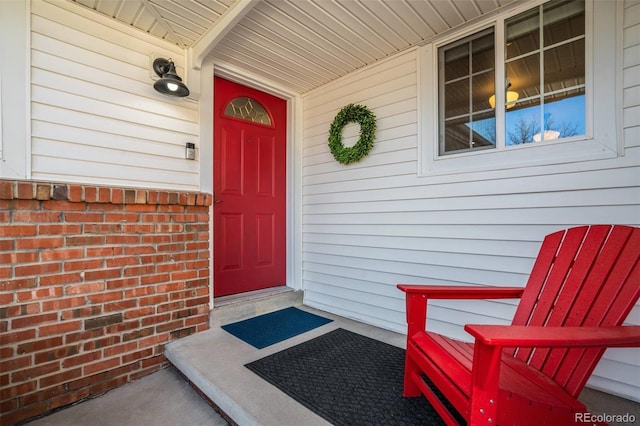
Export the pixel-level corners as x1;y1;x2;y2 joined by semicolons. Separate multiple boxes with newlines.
152;58;190;97
489;79;519;109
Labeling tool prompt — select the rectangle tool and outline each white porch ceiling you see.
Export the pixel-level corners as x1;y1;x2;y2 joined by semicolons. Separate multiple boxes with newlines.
71;0;518;94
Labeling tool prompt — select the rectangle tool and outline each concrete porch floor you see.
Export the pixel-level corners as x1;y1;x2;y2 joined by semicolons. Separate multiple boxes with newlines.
27;301;640;426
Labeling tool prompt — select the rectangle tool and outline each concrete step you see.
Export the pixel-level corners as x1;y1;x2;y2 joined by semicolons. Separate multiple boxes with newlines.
210;286;304;328
166;298;336;426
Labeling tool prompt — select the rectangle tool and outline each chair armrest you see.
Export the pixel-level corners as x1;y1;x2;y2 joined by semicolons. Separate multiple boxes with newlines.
398;285;525;338
463;325;640;425
397;284;525;300
464;325;640;348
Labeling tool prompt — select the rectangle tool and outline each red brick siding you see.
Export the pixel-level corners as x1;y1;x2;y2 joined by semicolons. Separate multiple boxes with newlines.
0;180;212;425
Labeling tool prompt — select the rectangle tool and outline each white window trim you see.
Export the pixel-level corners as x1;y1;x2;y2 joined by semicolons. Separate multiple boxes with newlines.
418;0;621;177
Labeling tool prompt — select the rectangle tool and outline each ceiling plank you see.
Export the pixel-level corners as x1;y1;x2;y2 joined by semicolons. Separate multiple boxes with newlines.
69;0;517;94
140;0;185;48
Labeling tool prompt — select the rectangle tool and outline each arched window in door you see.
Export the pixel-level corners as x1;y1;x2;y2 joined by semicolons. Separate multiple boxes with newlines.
223;97;272;126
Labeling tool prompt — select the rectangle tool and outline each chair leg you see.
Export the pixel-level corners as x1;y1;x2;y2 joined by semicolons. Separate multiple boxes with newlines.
469;342;501;425
403;354;422;397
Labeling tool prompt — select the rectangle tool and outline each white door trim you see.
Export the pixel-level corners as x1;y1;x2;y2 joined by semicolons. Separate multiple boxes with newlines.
201;60;303;308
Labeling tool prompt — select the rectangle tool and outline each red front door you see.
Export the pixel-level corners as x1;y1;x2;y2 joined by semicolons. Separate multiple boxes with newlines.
213;77;287;297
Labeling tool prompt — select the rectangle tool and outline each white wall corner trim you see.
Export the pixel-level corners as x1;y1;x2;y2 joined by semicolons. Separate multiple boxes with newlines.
0;0;31;179
0;54;3;160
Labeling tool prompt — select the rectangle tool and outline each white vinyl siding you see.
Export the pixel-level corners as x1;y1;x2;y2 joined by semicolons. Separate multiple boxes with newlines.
29;0;199;190
587;0;640;401
301;4;639;402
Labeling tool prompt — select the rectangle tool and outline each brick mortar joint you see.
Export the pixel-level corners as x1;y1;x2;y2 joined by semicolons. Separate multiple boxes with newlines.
0;180;212;207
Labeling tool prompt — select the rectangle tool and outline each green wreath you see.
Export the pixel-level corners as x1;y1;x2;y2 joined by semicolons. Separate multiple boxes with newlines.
328;104;377;165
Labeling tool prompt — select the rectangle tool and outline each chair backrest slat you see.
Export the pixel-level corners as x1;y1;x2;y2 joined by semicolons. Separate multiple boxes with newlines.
561;238;640;395
528;226;612;371
511;225;640;397
512;226;588;361
511;229;566;328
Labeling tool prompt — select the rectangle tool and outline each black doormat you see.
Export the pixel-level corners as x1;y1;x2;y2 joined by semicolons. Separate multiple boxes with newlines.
245;328;446;426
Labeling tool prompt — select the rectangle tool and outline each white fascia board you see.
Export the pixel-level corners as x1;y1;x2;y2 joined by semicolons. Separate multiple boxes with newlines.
188;0;259;71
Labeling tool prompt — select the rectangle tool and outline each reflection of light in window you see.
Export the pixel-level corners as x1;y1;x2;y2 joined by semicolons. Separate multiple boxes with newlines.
533;130;560;142
488;87;519;109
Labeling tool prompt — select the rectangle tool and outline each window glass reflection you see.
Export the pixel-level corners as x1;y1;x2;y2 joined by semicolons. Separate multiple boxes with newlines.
504;0;585;146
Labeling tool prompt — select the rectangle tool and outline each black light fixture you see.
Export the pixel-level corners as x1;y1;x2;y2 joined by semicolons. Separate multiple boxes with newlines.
152;58;189;97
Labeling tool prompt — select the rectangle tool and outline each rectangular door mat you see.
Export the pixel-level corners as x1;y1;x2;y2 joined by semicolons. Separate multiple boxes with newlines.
221;307;333;349
246;328;460;426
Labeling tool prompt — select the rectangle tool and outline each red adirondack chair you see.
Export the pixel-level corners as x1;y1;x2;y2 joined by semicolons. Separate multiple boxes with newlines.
398;225;640;426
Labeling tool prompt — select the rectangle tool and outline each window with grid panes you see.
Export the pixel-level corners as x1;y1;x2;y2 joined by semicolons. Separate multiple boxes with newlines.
419;0;619;177
438;0;585;155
